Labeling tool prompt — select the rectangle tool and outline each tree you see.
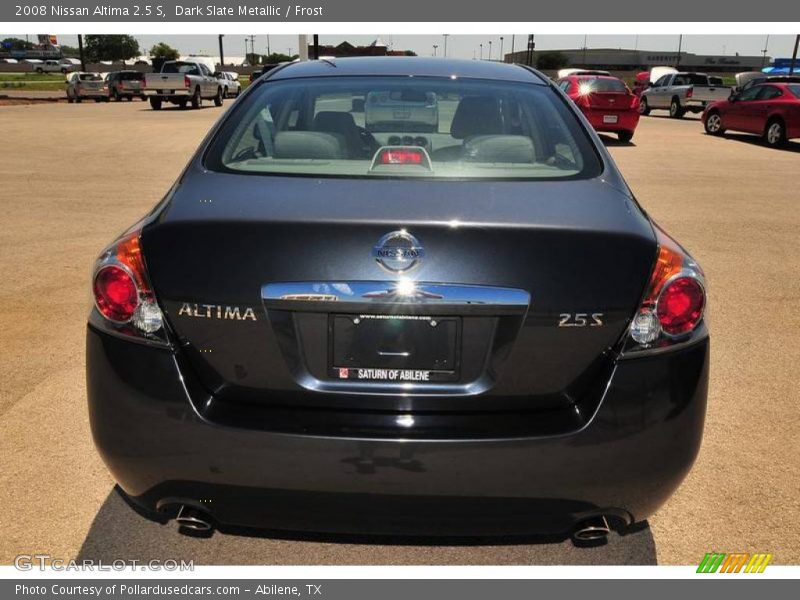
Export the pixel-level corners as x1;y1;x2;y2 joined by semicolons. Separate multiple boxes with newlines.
149;42;180;61
1;37;35;51
83;35;140;63
536;51;569;71
58;44;81;58
262;52;298;64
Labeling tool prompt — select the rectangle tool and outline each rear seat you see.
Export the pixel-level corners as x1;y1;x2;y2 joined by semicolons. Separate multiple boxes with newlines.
273;131;347;159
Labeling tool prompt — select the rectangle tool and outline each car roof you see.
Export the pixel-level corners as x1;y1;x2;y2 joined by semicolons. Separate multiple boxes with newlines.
267;57;548;85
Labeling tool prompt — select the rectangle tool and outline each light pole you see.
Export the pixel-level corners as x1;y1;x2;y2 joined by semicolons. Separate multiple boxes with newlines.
480;43;483;60
676;34;683;68
790;34;799;75
443;34;448;57
761;34;770;68
582;34;588;65
488;40;492;61
433;44;438;57
499;37;504;62
218;34;224;68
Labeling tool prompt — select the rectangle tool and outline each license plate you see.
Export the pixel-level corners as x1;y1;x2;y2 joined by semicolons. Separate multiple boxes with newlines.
159;89;174;95
330;314;460;382
603;115;619;124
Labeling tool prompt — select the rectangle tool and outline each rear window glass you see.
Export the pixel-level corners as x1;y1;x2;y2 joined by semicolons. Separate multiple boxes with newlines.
119;72;143;80
673;74;709;86
79;73;102;81
576;78;628;93
205;76;601;180
789;85;800;99
162;62;200;75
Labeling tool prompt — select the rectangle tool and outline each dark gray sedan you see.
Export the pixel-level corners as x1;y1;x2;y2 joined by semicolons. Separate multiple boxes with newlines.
87;57;708;545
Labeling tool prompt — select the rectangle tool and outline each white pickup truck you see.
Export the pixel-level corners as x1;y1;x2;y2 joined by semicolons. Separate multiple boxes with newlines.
639;71;732;118
143;60;225;110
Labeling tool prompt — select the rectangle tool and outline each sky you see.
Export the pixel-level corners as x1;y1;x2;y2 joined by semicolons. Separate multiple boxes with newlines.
4;34;798;61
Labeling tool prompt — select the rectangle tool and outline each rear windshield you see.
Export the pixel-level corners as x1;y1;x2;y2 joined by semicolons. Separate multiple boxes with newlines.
162;62;200;75
205;76;601;180
119;72;144;81
673;74;709;86
577;77;628;93
79;73;102;81
789;85;800;99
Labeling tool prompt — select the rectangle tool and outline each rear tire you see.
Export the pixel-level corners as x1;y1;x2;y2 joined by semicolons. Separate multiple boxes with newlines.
191;87;202;109
764;118;787;148
112;89;121;102
669;98;685;119
149;97;162;111
618;130;634;143
704;111;725;135
638;97;650;116
214;87;223;107
75;97;82;103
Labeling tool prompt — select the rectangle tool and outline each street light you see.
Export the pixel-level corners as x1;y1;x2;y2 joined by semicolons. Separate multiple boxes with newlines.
499;37;504;62
480;43;483;60
488;40;492;61
433;44;438;57
443;34;448;57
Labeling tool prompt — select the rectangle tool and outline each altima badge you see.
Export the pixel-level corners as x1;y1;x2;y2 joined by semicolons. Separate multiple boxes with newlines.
372;230;425;273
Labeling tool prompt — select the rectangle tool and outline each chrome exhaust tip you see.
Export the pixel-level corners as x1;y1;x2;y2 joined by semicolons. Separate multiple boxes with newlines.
572;516;611;544
175;505;213;533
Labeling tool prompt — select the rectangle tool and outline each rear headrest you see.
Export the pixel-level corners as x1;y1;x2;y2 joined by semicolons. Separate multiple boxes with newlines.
273;131;346;159
463;135;535;163
313;111;359;132
450;96;503;139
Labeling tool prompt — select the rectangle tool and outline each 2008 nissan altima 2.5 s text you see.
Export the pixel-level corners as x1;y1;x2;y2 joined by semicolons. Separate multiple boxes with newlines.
86;57;709;545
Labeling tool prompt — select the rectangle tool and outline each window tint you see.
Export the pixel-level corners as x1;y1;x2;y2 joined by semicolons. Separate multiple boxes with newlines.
654;75;670;87
576;78;628;93
206;76;601;180
738;86;763;101
162;62;200;76
788;85;800;99
757;86;782;100
673;74;708;86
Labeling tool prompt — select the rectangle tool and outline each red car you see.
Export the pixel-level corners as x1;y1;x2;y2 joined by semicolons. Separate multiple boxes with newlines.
557;75;641;142
703;82;800;148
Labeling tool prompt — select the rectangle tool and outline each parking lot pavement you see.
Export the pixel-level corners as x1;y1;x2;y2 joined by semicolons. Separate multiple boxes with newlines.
1;101;798;566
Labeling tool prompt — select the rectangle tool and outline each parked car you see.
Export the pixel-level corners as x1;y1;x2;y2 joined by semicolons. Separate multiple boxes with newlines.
65;72;108;103
557;74;640;142
735;73;800;94
87;57;709;545
640;71;731;118
36;59;74;74
143;60;224;110
218;71;242;98
703;82;800;147
105;70;146;101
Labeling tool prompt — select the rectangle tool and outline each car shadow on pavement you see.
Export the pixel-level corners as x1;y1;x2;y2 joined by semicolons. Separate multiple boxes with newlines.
716;132;800;153
597;134;636;148
75;487;658;565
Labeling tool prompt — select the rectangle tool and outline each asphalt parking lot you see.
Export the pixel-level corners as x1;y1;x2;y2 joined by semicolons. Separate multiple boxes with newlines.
1;100;798;566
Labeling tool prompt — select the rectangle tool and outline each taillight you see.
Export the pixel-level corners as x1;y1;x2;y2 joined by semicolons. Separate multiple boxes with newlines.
626;224;706;350
630;95;641;110
91;225;167;343
686;87;693;98
184;75;191;88
379;148;424;165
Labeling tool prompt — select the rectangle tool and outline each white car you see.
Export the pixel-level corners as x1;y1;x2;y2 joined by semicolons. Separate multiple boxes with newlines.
36;59;75;74
220;71;242;98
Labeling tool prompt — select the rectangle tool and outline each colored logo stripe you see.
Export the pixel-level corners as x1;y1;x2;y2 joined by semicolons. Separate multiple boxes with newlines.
697;552;772;573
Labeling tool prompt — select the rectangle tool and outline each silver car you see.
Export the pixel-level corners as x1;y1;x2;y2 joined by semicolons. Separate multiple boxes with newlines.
65;72;108;103
220;71;242;98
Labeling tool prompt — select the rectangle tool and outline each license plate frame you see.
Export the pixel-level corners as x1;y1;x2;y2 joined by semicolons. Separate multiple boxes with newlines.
603;114;619;124
328;314;461;383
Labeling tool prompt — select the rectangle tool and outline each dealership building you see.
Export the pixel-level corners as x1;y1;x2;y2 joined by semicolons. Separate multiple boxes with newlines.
504;47;769;72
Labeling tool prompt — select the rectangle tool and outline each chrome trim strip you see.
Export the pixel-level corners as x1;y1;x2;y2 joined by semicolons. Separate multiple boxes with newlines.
262;282;531;316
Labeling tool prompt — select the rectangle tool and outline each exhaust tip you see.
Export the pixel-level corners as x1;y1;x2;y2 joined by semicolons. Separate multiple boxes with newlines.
572;516;611;546
175;505;214;534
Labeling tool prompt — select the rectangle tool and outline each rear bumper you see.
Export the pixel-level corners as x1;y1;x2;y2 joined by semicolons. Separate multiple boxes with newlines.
143;89;191;98
87;325;709;536
585;110;640;133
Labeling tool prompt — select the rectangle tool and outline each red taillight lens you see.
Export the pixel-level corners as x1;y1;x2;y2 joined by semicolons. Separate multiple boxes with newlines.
92;226;166;341
627;224;706;348
379;149;424;165
657;277;705;335
686;87;693;98
184;75;191;88
93;265;138;322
